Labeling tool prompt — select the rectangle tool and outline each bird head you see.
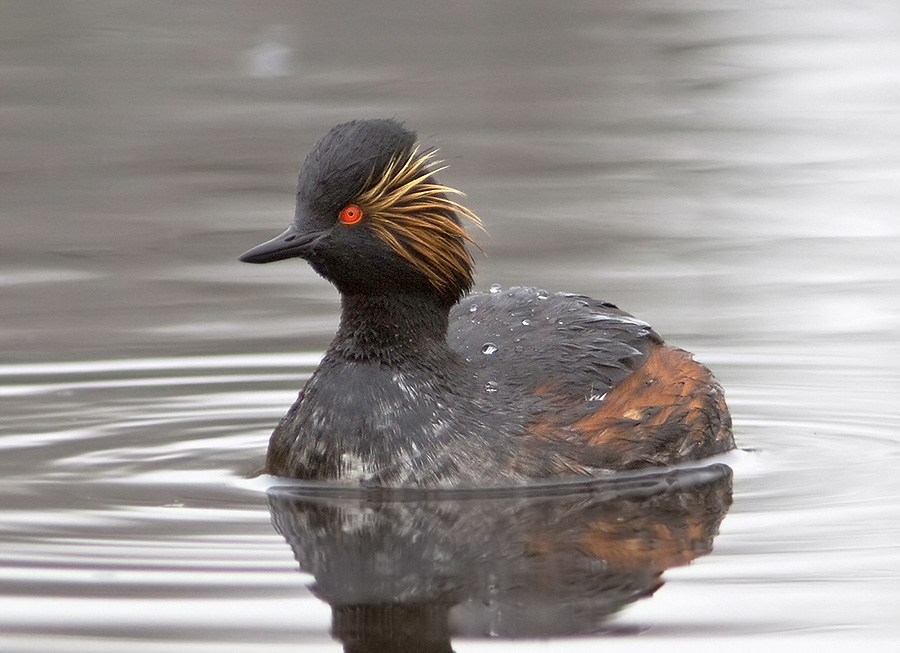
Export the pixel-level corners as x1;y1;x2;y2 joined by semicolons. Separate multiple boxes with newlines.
240;119;481;306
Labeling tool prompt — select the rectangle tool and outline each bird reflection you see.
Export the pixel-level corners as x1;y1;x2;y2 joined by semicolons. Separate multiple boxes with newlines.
267;464;732;651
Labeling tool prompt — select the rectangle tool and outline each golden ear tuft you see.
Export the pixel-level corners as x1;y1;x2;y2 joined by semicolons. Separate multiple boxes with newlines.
355;146;483;298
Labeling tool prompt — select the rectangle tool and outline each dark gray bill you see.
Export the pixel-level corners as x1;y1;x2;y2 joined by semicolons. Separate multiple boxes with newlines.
239;225;318;264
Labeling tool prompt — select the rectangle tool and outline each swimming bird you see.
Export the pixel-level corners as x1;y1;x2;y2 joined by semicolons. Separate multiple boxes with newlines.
240;119;734;487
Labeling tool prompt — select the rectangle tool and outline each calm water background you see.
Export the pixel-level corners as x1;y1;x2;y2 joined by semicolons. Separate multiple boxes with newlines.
2;1;899;650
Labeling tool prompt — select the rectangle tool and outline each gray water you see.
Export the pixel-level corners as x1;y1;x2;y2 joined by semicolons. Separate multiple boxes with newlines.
2;1;899;650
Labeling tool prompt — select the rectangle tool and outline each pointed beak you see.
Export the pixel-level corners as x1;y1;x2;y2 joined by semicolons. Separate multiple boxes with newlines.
239;225;319;264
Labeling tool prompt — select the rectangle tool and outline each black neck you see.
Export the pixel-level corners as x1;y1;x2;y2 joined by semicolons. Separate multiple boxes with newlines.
329;293;453;365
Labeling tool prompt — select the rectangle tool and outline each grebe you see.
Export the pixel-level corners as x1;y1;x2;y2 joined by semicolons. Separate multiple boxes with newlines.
240;119;733;486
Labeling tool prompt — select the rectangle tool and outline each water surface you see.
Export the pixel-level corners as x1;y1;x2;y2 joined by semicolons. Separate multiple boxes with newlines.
2;1;899;650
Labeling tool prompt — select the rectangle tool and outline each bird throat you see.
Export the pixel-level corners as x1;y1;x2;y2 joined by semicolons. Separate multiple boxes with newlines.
330;293;454;365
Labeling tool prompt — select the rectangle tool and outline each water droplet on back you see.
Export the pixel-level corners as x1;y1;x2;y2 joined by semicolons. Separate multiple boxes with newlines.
481;342;498;355
489;283;502;294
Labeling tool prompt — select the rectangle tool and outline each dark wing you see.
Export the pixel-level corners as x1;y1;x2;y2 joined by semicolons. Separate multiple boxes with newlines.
449;287;733;475
449;287;659;399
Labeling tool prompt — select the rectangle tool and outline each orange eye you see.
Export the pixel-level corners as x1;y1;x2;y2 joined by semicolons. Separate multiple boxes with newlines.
338;204;363;225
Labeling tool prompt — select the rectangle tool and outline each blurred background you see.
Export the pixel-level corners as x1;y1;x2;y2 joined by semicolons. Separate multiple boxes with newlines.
1;1;899;650
4;0;898;362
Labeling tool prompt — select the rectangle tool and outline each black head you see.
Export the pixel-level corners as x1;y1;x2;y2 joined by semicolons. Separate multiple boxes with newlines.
240;119;481;306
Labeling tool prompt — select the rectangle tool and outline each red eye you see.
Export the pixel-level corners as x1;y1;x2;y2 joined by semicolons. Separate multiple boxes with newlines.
338;204;363;225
